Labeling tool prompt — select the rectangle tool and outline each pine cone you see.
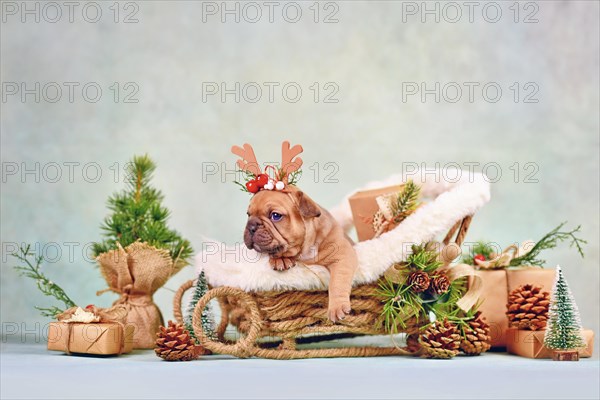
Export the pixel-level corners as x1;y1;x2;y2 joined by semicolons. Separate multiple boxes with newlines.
419;319;461;359
430;273;450;295
407;271;431;293
155;321;205;361
460;312;492;356
506;284;550;331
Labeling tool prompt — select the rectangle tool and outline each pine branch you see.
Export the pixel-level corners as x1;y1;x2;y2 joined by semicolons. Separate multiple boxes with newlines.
12;245;76;318
391;180;420;223
376;277;425;333
405;244;441;273
510;222;587;267
286;169;302;186
126;154;156;197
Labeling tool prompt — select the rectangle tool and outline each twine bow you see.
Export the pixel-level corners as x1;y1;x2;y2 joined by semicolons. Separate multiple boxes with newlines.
445;264;482;312
96;284;154;307
372;193;398;237
474;241;535;269
56;304;128;355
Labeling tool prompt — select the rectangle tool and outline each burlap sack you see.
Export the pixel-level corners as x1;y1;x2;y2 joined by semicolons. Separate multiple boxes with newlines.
96;242;186;348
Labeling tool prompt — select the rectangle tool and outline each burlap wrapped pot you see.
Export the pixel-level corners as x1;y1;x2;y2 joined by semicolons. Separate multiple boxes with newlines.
96;241;186;348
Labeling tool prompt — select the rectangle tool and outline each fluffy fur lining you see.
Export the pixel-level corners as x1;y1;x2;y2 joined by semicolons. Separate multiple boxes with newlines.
196;169;490;292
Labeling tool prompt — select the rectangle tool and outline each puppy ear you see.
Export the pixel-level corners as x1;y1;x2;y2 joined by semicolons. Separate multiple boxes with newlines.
294;191;321;218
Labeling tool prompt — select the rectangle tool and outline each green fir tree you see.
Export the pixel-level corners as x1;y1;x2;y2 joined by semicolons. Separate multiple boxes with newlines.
543;266;586;351
92;154;192;263
184;271;216;342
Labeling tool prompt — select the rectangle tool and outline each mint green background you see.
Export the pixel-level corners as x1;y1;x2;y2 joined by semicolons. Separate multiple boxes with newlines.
1;1;598;347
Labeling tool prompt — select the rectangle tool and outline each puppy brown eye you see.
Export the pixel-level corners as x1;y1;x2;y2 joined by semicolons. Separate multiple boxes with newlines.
270;212;283;222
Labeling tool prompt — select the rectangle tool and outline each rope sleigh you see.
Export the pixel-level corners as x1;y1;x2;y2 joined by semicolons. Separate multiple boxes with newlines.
174;169;491;359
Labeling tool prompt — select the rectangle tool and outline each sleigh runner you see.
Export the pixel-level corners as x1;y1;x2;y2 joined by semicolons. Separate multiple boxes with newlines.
173;168;491;359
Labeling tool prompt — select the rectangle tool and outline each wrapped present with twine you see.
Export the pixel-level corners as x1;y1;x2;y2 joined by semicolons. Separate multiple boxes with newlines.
506;328;594;359
468;243;556;348
47;305;134;355
96;241;186;349
349;181;421;241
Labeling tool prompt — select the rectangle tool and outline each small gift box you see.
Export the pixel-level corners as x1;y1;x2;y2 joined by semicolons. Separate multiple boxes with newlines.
348;184;406;241
47;305;134;355
506;328;594;359
473;267;556;348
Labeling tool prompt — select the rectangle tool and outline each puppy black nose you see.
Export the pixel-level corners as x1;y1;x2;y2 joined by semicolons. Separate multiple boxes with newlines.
247;218;262;235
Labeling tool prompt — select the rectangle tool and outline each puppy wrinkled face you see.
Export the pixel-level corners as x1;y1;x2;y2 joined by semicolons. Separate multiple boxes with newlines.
243;190;306;257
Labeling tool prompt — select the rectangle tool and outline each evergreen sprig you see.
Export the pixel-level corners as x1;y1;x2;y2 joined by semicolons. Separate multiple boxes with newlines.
441;305;483;340
286;169;302;186
233;170;257;193
12;245;76;318
92;155;193;262
391;180;420;223
405;243;442;273
376;243;467;334
462;223;586;267
376;275;469;334
461;241;496;265
510;222;586;267
377;277;424;333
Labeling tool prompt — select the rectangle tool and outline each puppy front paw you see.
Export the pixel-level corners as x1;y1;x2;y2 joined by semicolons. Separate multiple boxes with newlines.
328;298;351;323
269;257;297;271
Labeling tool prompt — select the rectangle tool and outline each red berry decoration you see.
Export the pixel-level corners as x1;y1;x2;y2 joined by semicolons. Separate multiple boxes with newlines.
85;304;94;310
246;180;259;193
256;174;269;187
473;254;486;263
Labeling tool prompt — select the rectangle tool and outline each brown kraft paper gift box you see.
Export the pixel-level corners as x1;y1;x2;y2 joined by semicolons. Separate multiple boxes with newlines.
506;328;594;358
349;185;404;242
471;267;556;348
47;322;134;355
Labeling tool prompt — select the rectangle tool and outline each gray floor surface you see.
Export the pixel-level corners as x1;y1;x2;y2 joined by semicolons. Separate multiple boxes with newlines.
1;340;599;400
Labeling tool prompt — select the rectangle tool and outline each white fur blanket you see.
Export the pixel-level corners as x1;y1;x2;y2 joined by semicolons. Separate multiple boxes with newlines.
197;169;490;291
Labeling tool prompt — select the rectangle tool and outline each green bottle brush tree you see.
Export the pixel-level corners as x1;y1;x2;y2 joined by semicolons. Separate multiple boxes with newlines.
544;266;587;361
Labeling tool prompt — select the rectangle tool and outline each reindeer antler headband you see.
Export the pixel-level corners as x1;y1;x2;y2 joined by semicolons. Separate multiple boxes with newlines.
231;141;303;194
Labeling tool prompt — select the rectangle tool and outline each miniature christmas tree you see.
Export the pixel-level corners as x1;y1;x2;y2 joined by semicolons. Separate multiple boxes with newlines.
543;266;586;361
92;154;192;262
92;154;193;348
185;271;216;342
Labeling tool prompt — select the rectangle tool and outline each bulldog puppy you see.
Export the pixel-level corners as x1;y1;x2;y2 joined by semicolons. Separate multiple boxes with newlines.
244;186;358;322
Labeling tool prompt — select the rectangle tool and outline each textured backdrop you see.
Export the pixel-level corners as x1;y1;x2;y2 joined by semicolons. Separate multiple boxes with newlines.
1;1;598;348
